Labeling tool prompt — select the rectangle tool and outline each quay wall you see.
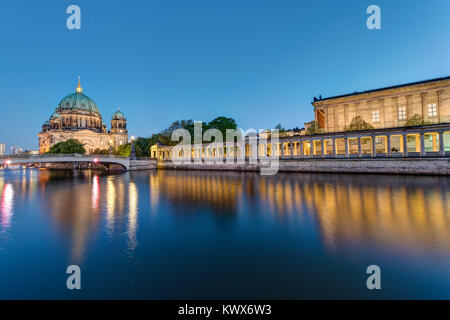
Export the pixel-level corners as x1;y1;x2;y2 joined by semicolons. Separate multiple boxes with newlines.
129;159;157;171
157;158;450;175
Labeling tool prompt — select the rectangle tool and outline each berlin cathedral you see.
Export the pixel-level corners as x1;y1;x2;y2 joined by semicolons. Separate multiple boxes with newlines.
38;79;129;154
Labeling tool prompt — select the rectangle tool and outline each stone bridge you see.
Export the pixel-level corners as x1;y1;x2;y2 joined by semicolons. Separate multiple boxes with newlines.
0;154;157;171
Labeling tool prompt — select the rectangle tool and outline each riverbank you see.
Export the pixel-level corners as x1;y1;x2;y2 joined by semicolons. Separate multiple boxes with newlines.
157;157;450;175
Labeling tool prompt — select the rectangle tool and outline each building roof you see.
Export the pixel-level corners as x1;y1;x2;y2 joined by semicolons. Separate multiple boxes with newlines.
55;79;101;115
313;75;450;103
112;108;126;120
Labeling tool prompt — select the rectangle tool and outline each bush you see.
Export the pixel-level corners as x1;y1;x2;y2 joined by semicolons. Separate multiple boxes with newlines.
47;139;85;154
405;114;429;127
92;148;110;155
114;143;131;157
306;121;322;135
345;116;374;131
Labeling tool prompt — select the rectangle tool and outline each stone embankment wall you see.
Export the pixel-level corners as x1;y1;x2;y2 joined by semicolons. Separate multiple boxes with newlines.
129;159;157;171
157;158;450;175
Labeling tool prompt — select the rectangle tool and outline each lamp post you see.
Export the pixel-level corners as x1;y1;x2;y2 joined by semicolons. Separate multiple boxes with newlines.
130;136;136;160
109;139;113;155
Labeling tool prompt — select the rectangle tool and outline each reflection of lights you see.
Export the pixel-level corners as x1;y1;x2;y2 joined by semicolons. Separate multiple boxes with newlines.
91;175;99;212
127;182;138;251
1;183;14;227
149;174;159;213
106;177;116;234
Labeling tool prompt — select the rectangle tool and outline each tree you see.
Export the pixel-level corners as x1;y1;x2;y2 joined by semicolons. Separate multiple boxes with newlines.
156;116;239;145
47;139;85;154
92;148;110;155
134;137;152;157
405;114;429;127
207;117;238;138
148;133;160;146
159;120;194;146
114;143;131;157
184;121;208;143
306;121;322;135
345;116;374;131
274;123;287;137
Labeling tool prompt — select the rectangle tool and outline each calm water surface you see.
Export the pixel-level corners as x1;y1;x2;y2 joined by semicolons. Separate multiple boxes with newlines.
0;168;449;299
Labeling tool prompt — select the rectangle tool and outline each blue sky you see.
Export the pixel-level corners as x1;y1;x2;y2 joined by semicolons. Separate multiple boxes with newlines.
0;0;449;150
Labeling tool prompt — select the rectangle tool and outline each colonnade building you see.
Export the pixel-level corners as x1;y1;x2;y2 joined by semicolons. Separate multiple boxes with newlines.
151;76;450;161
311;76;450;132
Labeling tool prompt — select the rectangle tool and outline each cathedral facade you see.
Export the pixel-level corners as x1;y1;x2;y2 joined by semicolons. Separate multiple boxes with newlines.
38;79;128;154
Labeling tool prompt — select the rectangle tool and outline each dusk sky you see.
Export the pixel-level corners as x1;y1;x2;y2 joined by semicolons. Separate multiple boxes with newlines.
0;0;449;150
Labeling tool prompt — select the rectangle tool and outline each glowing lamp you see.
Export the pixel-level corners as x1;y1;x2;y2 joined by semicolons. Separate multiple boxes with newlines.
5;160;11;165
94;158;99;163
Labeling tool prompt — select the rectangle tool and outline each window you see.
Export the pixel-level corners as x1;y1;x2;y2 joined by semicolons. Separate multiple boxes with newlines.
398;106;407;121
428;103;437;117
372;110;380;123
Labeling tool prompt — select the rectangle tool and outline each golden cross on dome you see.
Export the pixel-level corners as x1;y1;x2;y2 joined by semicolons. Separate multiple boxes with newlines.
76;76;83;94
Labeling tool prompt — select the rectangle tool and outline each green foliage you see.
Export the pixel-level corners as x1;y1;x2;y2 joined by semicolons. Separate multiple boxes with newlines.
184;121;208;143
148;133;160;146
159;120;194;146
92;148;110;155
405;114;430;127
345;116;374;131
207;116;238;139
157;116;238;145
47;139;86;154
306;121;323;135
274;123;287;137
134;137;153;157
114;143;131;157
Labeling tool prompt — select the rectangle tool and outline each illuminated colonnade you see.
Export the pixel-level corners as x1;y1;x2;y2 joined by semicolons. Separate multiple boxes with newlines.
151;124;450;161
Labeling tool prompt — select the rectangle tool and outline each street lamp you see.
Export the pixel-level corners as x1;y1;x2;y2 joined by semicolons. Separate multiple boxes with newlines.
130;136;136;160
108;139;113;155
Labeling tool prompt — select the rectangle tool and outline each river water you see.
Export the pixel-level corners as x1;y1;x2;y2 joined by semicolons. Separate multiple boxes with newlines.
0;168;449;299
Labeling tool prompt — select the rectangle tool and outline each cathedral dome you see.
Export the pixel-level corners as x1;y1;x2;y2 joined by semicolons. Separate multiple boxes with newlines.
112;108;125;120
55;78;101;115
56;92;100;115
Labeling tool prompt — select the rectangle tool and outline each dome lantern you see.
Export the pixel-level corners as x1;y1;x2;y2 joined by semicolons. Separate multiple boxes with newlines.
112;107;126;120
76;76;83;94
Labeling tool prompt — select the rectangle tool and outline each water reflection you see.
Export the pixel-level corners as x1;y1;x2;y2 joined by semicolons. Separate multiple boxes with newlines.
127;182;138;252
0;169;449;291
152;171;243;214
91;175;100;213
106;176;116;235
147;171;450;254
1;183;14;229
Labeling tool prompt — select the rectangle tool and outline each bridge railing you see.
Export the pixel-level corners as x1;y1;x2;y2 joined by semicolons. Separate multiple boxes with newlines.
0;154;130;161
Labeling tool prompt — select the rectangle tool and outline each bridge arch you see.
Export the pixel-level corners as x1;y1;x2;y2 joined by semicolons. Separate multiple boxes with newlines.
1;154;130;170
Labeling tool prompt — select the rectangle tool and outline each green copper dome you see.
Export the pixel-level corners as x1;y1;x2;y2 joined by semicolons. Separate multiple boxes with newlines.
56;92;100;115
112;108;125;120
55;78;101;115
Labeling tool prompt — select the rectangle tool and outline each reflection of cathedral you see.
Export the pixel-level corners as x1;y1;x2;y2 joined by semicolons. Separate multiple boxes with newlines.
38;79;128;154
